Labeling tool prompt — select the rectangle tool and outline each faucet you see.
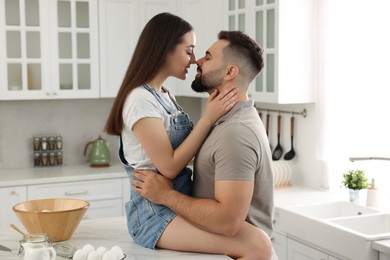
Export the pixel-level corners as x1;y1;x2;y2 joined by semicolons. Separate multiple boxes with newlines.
349;157;390;162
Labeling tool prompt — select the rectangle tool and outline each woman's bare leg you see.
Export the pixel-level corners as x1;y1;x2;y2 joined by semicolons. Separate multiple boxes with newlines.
157;215;272;260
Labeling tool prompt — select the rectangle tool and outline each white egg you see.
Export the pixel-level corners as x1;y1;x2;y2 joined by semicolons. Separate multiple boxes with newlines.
82;244;95;254
102;250;117;260
96;246;107;255
72;249;88;260
87;250;102;260
110;246;124;259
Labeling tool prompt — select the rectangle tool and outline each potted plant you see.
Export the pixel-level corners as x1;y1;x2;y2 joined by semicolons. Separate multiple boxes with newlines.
342;169;368;203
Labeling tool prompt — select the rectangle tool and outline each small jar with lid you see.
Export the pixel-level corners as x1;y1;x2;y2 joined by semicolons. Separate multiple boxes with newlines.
41;137;48;151
18;233;52;255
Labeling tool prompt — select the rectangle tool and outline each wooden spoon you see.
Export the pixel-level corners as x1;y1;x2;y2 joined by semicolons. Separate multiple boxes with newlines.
10;223;27;237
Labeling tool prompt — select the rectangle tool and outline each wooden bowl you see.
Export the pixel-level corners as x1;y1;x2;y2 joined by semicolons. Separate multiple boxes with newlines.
13;198;89;242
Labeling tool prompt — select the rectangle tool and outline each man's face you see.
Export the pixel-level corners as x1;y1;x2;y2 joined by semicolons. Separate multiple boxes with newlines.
191;40;229;93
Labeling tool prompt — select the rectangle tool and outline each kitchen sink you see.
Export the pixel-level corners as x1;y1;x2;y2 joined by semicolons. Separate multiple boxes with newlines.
284;201;379;219
328;213;390;240
278;201;383;260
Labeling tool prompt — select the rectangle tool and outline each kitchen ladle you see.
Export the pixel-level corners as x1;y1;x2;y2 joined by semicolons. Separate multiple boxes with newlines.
272;114;283;160
284;116;296;160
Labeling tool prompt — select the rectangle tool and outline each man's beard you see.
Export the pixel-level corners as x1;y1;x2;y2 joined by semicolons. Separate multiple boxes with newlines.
191;68;225;93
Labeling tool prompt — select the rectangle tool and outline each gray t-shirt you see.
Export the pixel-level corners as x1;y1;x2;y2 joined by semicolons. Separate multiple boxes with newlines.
121;86;176;169
192;100;275;236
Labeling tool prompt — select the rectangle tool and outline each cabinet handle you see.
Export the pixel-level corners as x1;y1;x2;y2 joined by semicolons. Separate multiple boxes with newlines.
270;237;275;241
65;190;88;196
10;191;18;196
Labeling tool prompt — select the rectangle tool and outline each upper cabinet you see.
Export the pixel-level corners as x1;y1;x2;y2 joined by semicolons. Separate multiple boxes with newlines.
1;0;316;102
99;0;225;98
177;0;224;98
98;0;138;98
0;0;99;100
226;0;315;104
99;0;179;98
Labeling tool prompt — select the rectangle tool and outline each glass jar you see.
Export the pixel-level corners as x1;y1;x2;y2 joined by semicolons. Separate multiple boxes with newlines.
18;233;52;255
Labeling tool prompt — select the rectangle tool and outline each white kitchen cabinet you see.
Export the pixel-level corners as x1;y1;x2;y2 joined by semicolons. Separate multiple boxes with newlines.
0;0;99;100
99;0;179;97
380;253;390;260
0;186;26;229
98;0;226;98
99;0;138;98
177;0;224;98
272;231;287;260
225;0;315;104
288;238;343;260
137;0;179;95
28;178;124;219
272;209;287;260
288;238;328;260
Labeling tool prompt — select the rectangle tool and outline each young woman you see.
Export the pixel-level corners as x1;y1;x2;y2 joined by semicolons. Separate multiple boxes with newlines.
105;13;238;249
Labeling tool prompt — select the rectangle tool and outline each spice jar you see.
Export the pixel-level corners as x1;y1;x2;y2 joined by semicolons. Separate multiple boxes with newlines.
33;137;40;151
49;136;56;150
41;137;48;151
57;151;63;165
41;152;48;166
56;136;63;150
34;152;40;167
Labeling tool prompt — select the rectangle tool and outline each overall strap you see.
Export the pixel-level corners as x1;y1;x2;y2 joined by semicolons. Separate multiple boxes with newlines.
119;135;128;165
142;84;175;115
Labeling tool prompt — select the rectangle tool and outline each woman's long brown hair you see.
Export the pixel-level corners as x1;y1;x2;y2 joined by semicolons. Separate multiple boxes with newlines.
105;13;193;136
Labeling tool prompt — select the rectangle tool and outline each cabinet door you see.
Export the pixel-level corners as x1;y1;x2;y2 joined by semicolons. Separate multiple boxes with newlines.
28;179;122;200
288;238;328;260
0;186;27;228
177;0;224;98
271;231;287;260
379;253;390;260
99;0;138;98
0;0;51;100
137;0;178;95
224;0;315;104
49;0;99;99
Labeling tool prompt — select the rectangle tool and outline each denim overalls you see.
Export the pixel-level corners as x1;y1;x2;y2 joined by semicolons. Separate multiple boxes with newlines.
119;84;193;249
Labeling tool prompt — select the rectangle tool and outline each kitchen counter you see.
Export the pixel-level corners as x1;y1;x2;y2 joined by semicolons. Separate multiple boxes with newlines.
0;164;126;187
0;217;229;260
373;240;390;257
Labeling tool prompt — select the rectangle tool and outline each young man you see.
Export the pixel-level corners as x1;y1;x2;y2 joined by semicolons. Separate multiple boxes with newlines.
132;31;276;260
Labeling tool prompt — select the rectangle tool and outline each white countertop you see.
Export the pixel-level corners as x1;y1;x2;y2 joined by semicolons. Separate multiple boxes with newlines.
0;217;229;260
373;240;390;256
0;164;126;187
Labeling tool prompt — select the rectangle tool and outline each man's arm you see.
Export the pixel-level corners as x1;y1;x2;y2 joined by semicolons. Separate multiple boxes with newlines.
131;171;253;236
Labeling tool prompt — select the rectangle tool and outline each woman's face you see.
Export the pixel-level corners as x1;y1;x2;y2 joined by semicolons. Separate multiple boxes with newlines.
164;31;196;80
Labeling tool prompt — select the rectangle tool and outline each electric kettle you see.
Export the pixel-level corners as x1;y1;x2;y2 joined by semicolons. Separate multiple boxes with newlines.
84;136;111;167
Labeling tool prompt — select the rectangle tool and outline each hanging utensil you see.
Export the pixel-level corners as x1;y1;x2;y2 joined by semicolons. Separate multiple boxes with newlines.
266;113;271;148
272;114;283;160
284;115;296;160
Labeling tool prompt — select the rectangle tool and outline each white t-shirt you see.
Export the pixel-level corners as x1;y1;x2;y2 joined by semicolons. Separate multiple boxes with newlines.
121;86;176;169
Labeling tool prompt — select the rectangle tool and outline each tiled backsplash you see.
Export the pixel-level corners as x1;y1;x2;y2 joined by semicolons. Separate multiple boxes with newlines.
0;97;202;169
